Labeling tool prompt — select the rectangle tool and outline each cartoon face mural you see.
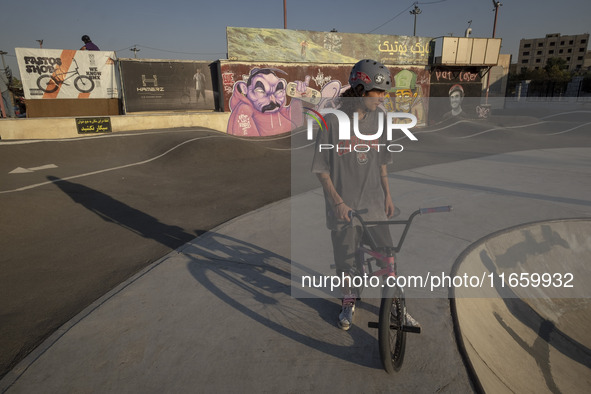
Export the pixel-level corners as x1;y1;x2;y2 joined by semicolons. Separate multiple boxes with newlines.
393;69;417;112
227;67;349;137
245;69;287;113
227;68;304;137
384;69;426;124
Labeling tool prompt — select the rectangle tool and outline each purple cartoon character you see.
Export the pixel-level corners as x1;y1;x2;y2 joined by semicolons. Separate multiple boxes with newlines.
227;68;307;137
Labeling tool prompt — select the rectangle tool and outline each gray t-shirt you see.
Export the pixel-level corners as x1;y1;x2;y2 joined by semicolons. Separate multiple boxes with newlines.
311;109;393;230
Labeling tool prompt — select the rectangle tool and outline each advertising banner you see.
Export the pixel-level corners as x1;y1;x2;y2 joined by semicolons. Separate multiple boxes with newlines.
227;27;434;66
119;59;214;112
15;48;119;100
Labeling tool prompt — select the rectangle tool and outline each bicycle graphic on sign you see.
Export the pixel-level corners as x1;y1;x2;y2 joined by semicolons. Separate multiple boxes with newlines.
37;58;94;93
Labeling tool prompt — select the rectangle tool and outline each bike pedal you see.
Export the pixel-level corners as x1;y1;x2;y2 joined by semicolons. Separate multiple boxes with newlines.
402;325;421;334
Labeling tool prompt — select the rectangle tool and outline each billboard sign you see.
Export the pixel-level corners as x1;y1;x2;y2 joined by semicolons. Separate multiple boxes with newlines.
119;59;214;112
15;48;119;100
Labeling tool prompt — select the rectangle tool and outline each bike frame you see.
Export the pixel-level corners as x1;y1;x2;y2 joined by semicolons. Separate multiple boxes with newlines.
349;205;452;372
350;206;452;297
51;59;81;83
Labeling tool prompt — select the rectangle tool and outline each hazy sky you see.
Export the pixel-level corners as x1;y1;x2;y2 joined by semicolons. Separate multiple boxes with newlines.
1;0;590;78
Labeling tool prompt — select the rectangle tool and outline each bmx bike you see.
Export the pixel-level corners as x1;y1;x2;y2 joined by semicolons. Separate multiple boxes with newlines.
347;205;452;373
37;58;94;94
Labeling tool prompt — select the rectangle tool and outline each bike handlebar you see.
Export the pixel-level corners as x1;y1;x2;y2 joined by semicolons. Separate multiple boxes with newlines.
419;205;453;215
348;205;453;253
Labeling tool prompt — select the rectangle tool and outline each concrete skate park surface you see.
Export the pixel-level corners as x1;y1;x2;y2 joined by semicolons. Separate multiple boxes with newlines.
2;143;590;393
453;219;591;393
1;105;591;392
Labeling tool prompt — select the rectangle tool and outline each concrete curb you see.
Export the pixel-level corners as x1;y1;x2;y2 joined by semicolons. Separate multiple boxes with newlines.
0;112;230;140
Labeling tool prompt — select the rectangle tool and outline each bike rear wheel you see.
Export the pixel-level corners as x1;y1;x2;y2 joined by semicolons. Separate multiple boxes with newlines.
74;76;94;93
37;75;59;93
378;295;406;373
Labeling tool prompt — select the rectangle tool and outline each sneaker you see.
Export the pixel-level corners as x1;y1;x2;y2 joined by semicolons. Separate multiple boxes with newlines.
338;295;356;330
405;311;421;329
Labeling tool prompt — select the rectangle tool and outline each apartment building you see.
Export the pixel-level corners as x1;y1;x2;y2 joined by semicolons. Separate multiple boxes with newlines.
517;33;589;72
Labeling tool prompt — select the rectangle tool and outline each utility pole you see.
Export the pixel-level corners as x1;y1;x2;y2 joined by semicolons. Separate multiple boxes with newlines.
283;0;287;29
492;0;502;38
485;1;502;107
130;46;140;59
410;4;422;36
0;50;7;70
0;50;8;118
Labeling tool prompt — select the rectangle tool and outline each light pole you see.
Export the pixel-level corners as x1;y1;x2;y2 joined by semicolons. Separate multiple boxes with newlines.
410;4;422;36
284;0;287;29
492;0;502;38
485;1;502;107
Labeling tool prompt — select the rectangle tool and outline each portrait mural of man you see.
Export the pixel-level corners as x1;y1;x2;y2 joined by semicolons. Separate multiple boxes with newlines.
193;67;207;104
429;66;482;124
442;84;466;120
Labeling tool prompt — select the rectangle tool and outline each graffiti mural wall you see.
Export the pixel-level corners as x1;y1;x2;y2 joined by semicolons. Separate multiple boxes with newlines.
227;27;434;66
220;62;430;136
222;27;440;136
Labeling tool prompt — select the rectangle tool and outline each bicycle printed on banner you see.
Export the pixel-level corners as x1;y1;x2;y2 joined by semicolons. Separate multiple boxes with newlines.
36;58;94;94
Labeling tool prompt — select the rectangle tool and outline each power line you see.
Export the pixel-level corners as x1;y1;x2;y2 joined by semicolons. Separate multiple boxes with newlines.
114;45;137;53
114;44;226;59
367;4;415;34
131;44;226;56
367;0;447;34
417;0;447;4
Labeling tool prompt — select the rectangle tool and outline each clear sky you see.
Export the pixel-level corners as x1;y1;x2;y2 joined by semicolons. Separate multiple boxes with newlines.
1;0;590;79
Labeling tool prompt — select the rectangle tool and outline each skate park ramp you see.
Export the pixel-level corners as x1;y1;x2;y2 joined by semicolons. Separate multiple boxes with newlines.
452;219;591;393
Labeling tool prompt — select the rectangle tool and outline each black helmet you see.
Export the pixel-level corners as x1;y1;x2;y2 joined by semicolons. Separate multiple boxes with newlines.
349;59;391;92
81;35;91;43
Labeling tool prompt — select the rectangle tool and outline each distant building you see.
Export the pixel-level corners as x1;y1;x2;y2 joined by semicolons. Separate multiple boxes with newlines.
484;54;511;109
517;33;589;72
585;50;591;71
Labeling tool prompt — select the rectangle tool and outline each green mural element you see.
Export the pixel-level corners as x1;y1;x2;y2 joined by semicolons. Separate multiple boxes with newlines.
227;27;434;65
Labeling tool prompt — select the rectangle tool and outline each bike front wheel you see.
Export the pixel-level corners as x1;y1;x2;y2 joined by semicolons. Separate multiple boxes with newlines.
37;75;59;93
74;76;94;93
378;295;406;373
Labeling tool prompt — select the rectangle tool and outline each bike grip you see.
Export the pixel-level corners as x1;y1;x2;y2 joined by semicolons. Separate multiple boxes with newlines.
419;205;452;214
348;208;368;219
